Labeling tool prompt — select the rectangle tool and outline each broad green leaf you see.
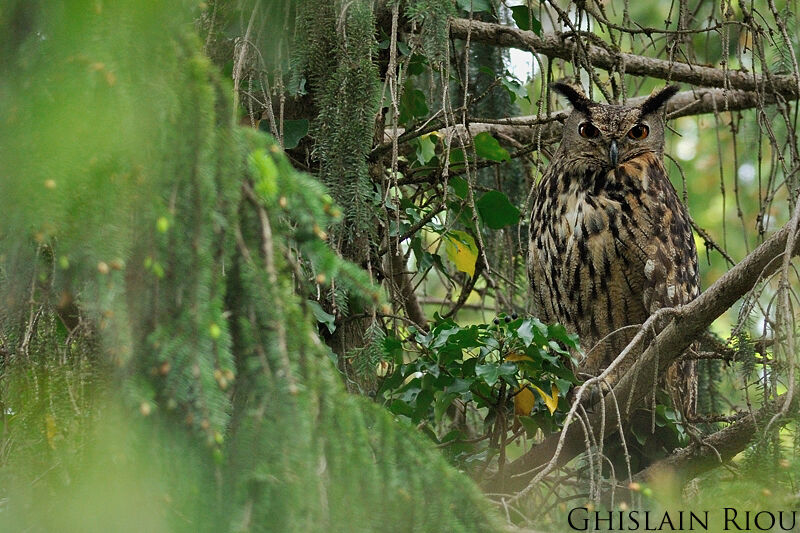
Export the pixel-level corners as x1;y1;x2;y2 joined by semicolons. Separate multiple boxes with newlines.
475;363;500;385
555;379;573;396
437;344;462;365
448;176;468;199
434;391;458;424
399;87;429;124
282;119;309;149
517;320;535;347
547;323;580;350
476;362;516;386
408;54;427;75
476;190;521;229
383;335;404;363
432;326;460;348
413;389;435;419
308;300;336;334
510;5;542;35
518;415;540;437
414;133;436;165
501;78;529;103
449;148;467;171
449;326;481;348
473;132;510;162
446;378;474;394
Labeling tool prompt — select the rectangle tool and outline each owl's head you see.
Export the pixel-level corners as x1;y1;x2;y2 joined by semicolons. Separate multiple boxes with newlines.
551;82;680;169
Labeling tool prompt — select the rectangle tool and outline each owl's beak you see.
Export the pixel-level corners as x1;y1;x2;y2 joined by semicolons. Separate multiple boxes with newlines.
609;140;619;167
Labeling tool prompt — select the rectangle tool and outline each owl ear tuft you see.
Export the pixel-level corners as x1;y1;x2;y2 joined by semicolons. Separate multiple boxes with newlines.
640;85;680;116
550;82;593;114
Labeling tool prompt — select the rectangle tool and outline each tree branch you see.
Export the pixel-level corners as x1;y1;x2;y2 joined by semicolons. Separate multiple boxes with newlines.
485;220;800;492
449;18;800;98
381;88;791;154
387;243;429;332
635;393;796;483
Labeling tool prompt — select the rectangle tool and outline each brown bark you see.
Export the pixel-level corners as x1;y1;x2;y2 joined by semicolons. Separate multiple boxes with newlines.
388;247;428;331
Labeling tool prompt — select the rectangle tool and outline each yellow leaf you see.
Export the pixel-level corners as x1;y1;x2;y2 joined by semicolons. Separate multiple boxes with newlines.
514;387;536;416
505;352;532;362
444;230;478;277
530;383;560;415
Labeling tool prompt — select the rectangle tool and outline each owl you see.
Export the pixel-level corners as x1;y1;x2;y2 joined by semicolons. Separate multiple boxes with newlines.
528;83;698;417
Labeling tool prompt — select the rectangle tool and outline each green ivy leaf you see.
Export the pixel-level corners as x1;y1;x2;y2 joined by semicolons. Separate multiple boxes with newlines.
475;362;516;386
517;319;535;347
434;391;458;424
282;119;309;150
475;363;500;385
449;148;467;171
383;335;404;363
476;190;521;229
510;5;542;35
501;78;529;103
547;323;580;350
399;87;429;124
473;132;510;162
432;326;461;348
518;415;540;437
308;300;336;334
413;134;436;165
408;54;427;75
446;378;474;394
448;176;468;199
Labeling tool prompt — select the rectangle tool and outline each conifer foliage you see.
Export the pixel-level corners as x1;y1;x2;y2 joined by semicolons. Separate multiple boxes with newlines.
0;1;502;531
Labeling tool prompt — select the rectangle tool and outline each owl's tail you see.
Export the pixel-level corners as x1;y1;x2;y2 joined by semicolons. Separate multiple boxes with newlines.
667;357;698;420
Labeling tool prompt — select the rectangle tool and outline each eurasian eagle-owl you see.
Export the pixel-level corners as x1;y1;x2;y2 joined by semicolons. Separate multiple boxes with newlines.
528;83;698;416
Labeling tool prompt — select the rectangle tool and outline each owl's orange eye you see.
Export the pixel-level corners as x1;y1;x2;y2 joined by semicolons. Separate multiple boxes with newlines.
578;122;600;139
627;124;649;140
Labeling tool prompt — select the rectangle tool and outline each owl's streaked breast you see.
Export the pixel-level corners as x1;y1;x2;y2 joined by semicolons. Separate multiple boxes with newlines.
529;153;696;377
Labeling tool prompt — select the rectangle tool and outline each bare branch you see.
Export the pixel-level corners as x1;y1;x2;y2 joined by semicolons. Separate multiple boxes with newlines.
449;18;800;98
380;88;791;154
635;393;796;483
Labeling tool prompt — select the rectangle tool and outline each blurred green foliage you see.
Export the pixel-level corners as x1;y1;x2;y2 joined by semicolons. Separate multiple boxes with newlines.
0;1;505;531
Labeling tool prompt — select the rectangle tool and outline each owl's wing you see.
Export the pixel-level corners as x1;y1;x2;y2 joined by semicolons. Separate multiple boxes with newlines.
639;159;700;417
528;162;566;326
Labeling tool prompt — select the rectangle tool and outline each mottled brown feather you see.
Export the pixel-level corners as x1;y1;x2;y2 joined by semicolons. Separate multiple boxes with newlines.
529;90;698;416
